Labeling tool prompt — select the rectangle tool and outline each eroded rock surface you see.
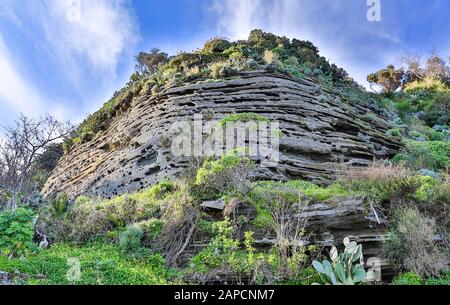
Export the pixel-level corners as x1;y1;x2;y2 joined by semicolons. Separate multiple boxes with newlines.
43;72;401;199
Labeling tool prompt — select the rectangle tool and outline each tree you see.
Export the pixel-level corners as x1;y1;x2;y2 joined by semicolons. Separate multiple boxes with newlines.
425;51;447;81
135;48;169;76
367;65;405;94
0;115;73;210
401;53;424;84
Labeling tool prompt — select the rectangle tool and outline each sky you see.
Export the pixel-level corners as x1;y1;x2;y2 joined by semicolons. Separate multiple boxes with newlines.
0;0;449;127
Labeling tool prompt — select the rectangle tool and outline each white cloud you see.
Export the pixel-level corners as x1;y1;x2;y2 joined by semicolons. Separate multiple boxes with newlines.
0;33;44;118
41;0;138;73
0;0;139;125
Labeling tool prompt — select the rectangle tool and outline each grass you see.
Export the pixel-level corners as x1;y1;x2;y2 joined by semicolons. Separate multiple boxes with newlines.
248;180;353;228
393;270;450;286
0;243;180;285
219;113;269;127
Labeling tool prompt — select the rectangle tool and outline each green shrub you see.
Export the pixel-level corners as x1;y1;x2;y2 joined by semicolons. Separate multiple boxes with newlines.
65;202;113;243
195;150;254;198
209;61;236;79
392;272;423;285
424;94;450;126
388;128;402;137
394;141;450;171
119;224;144;255
0;208;35;257
424;270;450;285
38;183;172;244
340;163;430;204
51;193;69;217
189;219;271;280
404;78;448;92
394;268;450;285
203;38;232;53
189;218;239;273
136;218;164;241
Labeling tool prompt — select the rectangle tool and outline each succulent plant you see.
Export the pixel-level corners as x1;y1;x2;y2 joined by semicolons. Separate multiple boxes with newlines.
312;237;375;285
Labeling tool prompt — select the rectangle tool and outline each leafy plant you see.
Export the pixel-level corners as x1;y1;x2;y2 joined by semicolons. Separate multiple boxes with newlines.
118;224;144;255
0;208;35;258
392;272;423;285
312;237;373;285
195;149;254;198
51;192;69;216
0;243;179;285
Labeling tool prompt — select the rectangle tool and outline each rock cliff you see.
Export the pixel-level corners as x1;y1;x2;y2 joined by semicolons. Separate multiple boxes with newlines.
43;71;401;199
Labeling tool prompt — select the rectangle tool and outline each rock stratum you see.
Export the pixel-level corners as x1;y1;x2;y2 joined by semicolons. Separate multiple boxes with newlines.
43;71;401;199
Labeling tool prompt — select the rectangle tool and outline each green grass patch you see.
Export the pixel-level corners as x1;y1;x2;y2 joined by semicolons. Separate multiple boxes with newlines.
0;243;180;285
219;113;269;126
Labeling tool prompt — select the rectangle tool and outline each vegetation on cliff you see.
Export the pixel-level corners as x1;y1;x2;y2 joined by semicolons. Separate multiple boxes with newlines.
0;30;449;285
63;30;358;153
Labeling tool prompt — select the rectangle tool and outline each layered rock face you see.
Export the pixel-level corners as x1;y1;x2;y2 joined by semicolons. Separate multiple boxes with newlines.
43;71;401;199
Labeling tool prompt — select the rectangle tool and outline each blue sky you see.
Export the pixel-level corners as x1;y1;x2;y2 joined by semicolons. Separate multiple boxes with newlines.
0;0;449;126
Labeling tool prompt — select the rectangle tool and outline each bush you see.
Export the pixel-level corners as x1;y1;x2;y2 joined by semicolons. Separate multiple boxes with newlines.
195;150;254;198
203;38;232;53
393;269;450;286
393;141;450;171
119;224;144;255
263;49;279;65
424;270;450;285
0;208;35;258
392;272;423;285
384;207;446;278
367;65;404;93
136;218;164;242
66;201;113;243
209;61;237;79
404;78;448;93
338;163;425;204
51;193;69;217
38;183;171;244
190;218;239;273
158;182;200;267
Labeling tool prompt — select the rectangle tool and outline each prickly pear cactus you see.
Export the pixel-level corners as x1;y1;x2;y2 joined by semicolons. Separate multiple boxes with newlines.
312;237;375;285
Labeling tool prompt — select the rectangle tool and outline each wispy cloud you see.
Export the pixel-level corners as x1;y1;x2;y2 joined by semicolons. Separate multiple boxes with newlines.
40;0;139;73
0;33;44;118
0;0;139;125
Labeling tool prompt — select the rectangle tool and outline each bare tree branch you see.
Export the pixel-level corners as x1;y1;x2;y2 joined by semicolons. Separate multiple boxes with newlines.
0;114;74;210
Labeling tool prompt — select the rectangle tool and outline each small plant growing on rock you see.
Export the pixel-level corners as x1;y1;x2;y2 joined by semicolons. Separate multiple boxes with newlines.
195;149;254;198
312;237;373;285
